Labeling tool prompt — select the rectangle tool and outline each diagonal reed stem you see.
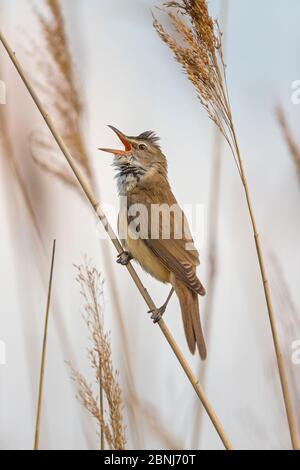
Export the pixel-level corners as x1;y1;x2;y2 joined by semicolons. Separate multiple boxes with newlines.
34;239;56;450
0;30;233;450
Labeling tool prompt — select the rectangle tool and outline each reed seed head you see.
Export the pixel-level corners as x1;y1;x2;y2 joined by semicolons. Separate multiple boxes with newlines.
68;261;126;450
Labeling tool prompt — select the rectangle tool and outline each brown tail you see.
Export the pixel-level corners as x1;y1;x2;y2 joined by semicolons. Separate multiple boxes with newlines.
173;280;207;360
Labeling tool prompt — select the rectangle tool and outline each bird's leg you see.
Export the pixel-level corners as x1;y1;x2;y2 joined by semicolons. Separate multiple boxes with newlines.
117;251;133;266
148;288;175;323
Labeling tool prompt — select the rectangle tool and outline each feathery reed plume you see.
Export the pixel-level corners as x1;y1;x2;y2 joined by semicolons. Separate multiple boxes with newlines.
31;0;91;185
34;240;56;450
154;0;300;449
0;30;233;449
153;1;235;159
30;1;142;446
276;106;300;184
68;261;126;450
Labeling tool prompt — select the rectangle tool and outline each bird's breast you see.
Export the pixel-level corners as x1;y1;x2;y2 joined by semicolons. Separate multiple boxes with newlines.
118;208;170;283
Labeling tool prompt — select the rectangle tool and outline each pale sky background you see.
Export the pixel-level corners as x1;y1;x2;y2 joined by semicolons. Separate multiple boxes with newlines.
0;0;300;450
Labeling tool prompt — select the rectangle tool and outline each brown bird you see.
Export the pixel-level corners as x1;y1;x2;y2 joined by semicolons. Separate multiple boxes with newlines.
100;126;207;359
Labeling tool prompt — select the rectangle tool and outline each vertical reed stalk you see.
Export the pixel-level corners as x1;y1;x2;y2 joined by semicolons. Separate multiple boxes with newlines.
154;0;299;449
99;360;105;450
0;31;233;451
34;239;56;450
232;127;300;450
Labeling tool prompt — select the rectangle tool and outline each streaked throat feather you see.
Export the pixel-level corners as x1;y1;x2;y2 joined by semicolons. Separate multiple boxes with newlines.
113;159;146;195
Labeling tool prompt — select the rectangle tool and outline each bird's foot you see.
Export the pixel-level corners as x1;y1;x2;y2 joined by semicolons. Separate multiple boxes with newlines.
116;251;133;266
148;305;166;324
148;288;174;324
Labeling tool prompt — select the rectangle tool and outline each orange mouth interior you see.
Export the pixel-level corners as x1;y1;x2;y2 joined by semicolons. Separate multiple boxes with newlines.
99;126;132;156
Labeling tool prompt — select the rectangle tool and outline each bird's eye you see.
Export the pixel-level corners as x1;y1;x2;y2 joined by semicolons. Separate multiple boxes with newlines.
139;144;147;151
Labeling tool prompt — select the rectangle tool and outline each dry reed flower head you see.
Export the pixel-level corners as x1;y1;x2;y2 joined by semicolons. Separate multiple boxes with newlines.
68;261;126;450
166;0;217;53
30;0;92;189
153;1;236;159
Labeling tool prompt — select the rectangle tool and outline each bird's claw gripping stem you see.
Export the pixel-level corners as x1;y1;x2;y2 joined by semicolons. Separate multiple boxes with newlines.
148;288;174;324
148;306;166;323
117;251;133;266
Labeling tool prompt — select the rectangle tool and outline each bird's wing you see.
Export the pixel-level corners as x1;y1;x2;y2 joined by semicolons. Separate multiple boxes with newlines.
128;189;204;295
145;236;204;296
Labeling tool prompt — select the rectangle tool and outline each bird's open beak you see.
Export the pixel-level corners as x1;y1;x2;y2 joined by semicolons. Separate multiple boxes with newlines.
98;125;132;156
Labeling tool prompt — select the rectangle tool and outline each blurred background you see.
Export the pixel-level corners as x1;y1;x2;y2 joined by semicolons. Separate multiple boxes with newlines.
0;0;299;450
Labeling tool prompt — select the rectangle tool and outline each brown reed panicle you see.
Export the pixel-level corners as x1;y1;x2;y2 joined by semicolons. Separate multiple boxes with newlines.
153;1;234;157
31;0;91;187
68;261;126;450
154;0;300;450
72;260;126;450
276;106;300;184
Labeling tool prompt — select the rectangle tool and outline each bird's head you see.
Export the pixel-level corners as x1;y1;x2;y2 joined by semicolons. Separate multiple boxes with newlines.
99;126;167;179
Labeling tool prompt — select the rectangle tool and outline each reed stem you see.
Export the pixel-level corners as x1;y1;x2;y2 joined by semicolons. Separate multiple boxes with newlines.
231;126;300;450
0;30;233;451
34;239;56;450
99;358;105;450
